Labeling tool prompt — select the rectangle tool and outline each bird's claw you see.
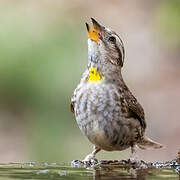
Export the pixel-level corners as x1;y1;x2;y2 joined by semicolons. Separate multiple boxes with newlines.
83;153;94;161
83;154;98;164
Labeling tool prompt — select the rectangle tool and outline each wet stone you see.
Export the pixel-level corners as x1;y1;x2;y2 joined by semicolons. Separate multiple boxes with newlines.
152;158;180;171
175;166;180;172
71;159;150;169
71;159;98;168
71;160;84;167
71;158;180;172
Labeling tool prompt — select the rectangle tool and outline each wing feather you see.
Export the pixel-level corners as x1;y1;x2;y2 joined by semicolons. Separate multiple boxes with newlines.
122;85;146;129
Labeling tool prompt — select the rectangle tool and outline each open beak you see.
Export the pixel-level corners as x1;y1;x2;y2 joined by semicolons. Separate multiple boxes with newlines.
86;18;104;42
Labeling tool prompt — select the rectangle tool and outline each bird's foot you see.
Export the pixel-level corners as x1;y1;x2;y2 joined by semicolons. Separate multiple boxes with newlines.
130;144;139;163
129;153;139;163
83;154;98;164
129;156;138;163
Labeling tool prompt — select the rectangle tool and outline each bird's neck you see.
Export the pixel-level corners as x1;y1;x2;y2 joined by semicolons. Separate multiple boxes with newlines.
86;62;124;85
87;66;104;83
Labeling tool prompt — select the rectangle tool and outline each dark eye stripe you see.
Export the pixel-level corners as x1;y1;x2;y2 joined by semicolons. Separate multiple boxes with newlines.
115;35;125;67
121;45;125;66
104;32;125;67
114;43;123;66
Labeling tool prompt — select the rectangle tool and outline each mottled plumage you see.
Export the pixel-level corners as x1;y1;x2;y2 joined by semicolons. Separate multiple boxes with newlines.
71;18;163;161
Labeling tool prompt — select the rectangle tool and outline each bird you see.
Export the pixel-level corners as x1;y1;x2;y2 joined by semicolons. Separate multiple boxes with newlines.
71;18;163;162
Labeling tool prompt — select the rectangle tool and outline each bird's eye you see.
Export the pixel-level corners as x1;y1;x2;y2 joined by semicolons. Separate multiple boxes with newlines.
108;36;116;42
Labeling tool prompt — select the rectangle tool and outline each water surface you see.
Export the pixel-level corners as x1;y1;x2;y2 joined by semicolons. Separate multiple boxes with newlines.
0;162;179;180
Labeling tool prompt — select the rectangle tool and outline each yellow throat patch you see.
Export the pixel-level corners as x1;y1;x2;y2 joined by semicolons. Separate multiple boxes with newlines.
88;67;104;82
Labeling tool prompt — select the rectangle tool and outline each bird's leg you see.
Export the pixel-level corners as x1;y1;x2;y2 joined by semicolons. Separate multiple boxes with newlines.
83;145;101;162
130;144;138;162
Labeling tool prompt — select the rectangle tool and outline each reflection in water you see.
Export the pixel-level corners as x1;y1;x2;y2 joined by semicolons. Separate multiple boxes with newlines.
92;167;147;180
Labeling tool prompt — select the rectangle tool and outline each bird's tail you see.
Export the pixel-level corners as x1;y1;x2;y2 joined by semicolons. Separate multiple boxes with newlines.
137;136;164;150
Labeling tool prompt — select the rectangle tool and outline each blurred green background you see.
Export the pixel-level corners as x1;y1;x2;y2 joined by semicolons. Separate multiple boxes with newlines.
0;0;179;163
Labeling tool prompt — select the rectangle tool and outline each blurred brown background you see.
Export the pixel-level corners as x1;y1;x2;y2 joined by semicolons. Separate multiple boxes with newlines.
0;0;179;163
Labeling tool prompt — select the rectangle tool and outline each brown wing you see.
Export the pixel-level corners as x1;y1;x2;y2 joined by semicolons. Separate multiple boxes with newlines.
70;101;75;113
71;89;77;114
123;85;146;129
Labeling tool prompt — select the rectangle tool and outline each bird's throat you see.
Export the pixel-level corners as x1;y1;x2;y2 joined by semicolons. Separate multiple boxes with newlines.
88;67;104;82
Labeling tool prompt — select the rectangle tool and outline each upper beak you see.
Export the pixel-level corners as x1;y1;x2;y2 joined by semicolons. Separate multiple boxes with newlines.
86;18;104;42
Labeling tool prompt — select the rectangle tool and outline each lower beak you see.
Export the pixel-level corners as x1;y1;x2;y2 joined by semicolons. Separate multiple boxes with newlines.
86;18;104;42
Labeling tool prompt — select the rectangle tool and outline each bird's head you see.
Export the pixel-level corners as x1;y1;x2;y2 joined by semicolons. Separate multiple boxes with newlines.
86;18;125;82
